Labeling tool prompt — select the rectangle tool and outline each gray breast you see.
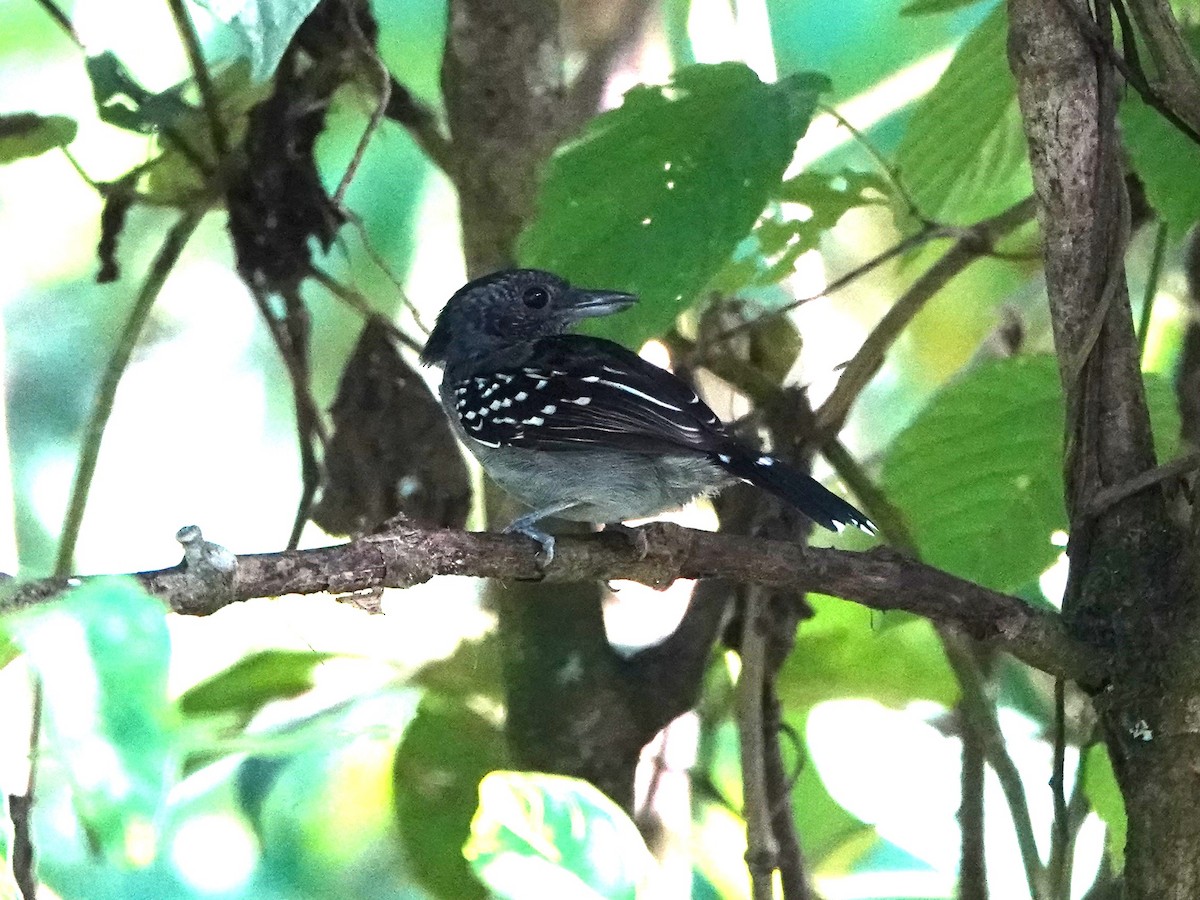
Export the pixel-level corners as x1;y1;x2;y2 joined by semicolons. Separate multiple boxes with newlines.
440;378;728;522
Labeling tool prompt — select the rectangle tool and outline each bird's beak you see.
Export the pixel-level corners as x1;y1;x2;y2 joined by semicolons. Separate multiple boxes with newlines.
564;286;638;319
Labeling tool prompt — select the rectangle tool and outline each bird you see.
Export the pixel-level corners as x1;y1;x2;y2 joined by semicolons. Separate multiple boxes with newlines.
421;269;874;561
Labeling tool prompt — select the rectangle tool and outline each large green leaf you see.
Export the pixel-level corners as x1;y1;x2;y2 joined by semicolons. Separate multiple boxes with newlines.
778;594;959;710
7;578;174;865
881;355;1180;592
394;694;505;899
0;113;77;163
465;771;653;900
1120;28;1200;234
1084;743;1126;872
520;62;829;347
895;4;1032;224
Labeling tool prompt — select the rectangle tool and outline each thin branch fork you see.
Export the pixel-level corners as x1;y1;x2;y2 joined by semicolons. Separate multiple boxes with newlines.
6;521;1099;685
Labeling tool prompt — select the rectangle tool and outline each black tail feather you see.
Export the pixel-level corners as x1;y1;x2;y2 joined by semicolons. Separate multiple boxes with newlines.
713;449;875;534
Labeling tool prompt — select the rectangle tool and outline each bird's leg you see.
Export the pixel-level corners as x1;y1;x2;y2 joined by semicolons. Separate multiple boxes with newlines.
504;501;582;566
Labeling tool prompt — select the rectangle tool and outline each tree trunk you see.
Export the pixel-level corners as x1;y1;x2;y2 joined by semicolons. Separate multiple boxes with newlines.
1008;0;1200;895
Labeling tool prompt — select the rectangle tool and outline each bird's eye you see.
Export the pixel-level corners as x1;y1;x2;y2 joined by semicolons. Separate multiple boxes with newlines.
523;286;550;309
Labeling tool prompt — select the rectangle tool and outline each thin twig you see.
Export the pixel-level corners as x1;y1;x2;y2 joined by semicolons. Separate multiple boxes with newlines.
1047;737;1092;899
32;0;83;48
1049;679;1068;899
1084;450;1200;514
1138;220;1168;361
708;222;946;345
819;102;923;221
165;0;228;158
942;630;1049;900
306;264;424;352
55;203;209;576
737;587;777;900
816;195;1037;434
337;211;430;334
9;675;42;900
333;12;392;208
958;694;988;900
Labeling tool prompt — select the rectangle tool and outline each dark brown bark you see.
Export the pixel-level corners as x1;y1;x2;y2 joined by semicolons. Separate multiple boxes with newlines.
5;521;1097;684
1008;1;1200;895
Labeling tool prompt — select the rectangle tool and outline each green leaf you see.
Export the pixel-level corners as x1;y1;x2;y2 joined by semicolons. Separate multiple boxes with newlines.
1084;743;1126;872
0;113;77;163
144;59;269;206
7;578;174;865
224;0;323;80
895;4;1032;223
778;594;959;711
85;52;192;134
880;355;1180;592
717;168;891;290
520;63;829;347
900;0;988;15
1120;27;1200;234
395;694;505;899
465;771;653;900
178;649;334;719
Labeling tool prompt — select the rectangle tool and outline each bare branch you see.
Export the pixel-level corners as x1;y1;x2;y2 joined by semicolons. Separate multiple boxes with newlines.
7;521;1099;684
816;196;1037;435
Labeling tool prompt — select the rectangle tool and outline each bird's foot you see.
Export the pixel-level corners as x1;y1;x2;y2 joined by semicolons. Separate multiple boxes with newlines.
504;516;556;567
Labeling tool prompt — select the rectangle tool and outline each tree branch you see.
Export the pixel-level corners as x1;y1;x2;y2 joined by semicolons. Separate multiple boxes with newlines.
5;521;1099;683
815;196;1037;435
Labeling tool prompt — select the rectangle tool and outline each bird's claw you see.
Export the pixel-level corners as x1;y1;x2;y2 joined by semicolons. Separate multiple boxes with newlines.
504;519;556;568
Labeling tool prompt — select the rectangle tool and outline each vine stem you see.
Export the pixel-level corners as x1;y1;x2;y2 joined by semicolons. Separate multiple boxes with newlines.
55;204;209;576
1138;220;1168;362
165;0;228;158
738;587;778;900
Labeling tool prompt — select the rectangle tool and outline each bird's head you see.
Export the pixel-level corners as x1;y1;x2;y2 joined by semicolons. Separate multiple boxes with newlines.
421;269;636;367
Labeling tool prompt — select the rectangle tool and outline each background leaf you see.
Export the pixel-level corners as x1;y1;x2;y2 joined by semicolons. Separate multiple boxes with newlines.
394;694;505;899
0;113;77;163
520;62;828;347
1119;27;1200;234
465;771;653;900
1084;743;1126;872
881;355;1180;592
895;4;1032;223
7;578;174;865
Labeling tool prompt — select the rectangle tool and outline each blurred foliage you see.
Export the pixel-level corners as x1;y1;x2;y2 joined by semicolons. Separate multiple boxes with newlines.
4;0;1200;897
0;113;77;163
464;771;654;900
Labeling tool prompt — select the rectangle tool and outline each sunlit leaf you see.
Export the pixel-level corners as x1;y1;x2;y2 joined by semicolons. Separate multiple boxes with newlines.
895;4;1032;223
778;594;959;710
221;0;323;80
1120;27;1200;234
7;578;174;865
0;113;77;163
1084;743;1126;872
881;355;1180;592
520;62;829;347
395;694;504;898
465;771;653;900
